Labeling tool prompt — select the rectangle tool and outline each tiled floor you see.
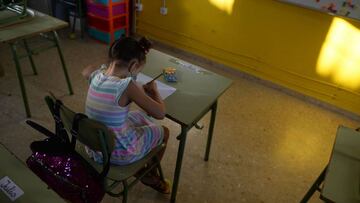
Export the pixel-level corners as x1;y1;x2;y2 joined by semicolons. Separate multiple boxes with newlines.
0;31;359;203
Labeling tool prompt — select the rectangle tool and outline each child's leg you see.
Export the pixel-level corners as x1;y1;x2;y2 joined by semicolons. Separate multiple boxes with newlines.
136;126;171;194
141;126;169;172
156;126;169;161
128;111;155;127
145;126;168;175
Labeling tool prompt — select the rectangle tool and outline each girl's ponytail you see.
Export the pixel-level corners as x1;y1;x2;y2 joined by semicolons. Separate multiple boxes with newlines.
138;37;152;54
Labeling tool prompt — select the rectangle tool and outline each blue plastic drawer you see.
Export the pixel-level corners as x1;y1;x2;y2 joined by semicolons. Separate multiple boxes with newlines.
88;27;126;44
89;0;123;6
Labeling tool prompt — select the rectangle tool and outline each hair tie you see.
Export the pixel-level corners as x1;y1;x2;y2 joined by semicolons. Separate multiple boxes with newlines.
139;44;149;54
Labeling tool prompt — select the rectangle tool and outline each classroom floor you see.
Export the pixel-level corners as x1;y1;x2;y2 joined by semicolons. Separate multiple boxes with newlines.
0;31;359;203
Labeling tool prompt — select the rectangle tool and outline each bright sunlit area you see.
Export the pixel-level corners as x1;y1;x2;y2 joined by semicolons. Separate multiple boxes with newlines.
208;0;235;15
317;17;360;90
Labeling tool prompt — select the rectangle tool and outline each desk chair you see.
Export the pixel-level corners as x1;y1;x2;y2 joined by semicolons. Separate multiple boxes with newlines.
52;0;86;38
300;126;360;203
45;95;166;203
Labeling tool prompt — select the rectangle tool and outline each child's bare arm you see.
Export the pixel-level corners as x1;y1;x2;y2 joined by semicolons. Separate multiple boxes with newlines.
124;81;165;119
143;81;163;103
82;65;99;80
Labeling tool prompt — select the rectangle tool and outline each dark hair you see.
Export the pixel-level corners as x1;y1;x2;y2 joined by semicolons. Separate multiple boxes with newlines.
108;36;152;67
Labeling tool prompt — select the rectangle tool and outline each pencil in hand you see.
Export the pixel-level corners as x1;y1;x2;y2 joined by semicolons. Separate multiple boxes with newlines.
147;73;163;84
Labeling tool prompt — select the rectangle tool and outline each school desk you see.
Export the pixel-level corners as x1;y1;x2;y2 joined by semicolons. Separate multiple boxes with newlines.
0;143;65;202
142;49;232;202
301;126;360;203
0;9;73;118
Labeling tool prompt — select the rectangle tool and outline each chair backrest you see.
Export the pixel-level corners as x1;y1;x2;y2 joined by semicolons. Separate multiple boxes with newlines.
44;95;115;160
59;104;116;153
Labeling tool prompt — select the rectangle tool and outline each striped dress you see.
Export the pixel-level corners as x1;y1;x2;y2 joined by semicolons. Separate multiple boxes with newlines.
85;64;164;165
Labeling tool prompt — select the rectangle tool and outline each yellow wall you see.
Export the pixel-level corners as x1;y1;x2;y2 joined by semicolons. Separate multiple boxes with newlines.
136;0;360;115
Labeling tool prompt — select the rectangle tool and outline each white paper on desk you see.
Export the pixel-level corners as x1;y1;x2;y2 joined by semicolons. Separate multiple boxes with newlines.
0;176;24;202
136;73;176;99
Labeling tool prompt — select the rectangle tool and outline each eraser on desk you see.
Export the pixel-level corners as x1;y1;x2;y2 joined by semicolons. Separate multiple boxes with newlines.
163;67;177;82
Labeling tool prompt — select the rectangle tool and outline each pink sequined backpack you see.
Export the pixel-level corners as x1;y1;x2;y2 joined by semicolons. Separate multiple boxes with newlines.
26;97;106;203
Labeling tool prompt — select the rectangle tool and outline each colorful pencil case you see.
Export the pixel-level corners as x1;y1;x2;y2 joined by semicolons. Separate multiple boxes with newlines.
163;67;177;82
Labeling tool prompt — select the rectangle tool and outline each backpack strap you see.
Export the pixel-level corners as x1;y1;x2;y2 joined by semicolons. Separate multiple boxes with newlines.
26;120;56;138
53;99;71;145
70;113;88;150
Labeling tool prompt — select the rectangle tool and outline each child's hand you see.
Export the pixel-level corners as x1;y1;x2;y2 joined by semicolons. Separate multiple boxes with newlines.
82;64;98;80
143;81;159;99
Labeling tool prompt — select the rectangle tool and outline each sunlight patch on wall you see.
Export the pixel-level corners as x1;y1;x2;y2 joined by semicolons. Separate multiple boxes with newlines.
208;0;235;15
317;17;360;89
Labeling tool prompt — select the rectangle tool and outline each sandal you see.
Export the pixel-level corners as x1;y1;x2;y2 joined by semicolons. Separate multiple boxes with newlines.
140;175;171;194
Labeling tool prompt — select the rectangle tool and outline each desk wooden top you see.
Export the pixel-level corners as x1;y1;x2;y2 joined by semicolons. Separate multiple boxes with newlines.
0;143;65;202
321;126;360;203
143;49;232;126
0;9;67;43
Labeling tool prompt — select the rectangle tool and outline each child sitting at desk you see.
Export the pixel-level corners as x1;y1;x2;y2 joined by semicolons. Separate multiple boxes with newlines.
82;37;170;194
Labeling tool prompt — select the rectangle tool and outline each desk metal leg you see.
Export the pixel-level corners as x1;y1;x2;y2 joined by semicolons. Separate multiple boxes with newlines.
204;101;218;161
79;0;85;39
80;17;85;38
23;39;37;75
10;42;31;117
171;125;189;203
0;63;4;77
300;166;327;203
52;31;74;95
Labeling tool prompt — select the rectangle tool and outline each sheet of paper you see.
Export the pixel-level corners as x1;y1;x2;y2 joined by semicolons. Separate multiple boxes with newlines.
136;73;176;99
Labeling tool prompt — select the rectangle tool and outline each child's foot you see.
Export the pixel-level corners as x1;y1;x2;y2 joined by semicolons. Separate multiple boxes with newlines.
140;175;171;194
